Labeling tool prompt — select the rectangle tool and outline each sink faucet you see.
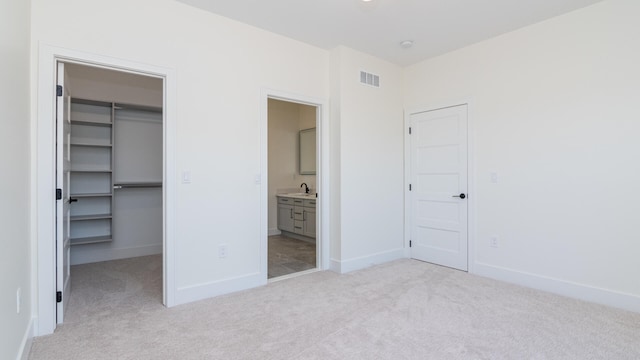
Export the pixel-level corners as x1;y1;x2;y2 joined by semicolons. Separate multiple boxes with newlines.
300;183;309;194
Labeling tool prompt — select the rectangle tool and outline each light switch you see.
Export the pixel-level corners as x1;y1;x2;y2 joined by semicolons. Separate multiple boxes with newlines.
490;172;498;183
182;171;191;184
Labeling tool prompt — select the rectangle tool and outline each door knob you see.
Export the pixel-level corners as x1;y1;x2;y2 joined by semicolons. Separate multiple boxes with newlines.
452;193;466;199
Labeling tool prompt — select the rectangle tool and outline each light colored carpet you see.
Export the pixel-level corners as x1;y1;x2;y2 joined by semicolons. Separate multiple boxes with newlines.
62;255;163;326
30;258;640;359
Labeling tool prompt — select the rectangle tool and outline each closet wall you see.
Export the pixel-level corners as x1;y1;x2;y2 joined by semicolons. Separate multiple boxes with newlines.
66;63;163;265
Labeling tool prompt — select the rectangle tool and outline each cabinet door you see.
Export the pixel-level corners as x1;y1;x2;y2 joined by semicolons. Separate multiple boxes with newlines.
303;207;316;238
277;204;294;233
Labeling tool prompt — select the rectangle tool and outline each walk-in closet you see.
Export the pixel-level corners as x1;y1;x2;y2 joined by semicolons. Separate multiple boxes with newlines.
61;63;164;320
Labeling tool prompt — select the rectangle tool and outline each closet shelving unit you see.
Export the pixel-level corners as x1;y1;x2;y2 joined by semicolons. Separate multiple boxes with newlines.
69;98;163;248
69;98;114;246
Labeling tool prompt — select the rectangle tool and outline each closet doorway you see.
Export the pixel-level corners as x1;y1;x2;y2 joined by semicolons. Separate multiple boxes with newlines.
267;98;319;279
55;62;164;324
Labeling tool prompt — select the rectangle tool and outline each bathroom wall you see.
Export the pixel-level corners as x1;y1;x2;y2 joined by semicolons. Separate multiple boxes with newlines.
267;99;317;234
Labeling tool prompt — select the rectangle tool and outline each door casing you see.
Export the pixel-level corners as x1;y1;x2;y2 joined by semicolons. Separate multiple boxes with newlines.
404;99;476;273
34;44;177;336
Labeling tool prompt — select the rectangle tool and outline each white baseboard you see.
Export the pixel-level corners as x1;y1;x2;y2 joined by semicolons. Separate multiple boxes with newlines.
473;262;640;313
17;317;34;360
268;228;281;236
70;244;162;265
331;248;405;274
175;272;265;306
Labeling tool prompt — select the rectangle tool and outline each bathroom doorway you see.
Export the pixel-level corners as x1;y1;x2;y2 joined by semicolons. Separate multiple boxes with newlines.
267;98;318;279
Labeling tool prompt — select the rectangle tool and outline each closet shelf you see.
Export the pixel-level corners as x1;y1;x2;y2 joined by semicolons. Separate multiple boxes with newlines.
70;214;112;221
70;169;112;173
70;235;112;246
70;192;112;198
70;119;112;127
70;142;112;148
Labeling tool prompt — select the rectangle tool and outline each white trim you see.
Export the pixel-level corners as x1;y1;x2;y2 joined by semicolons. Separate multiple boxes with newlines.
474;262;640;313
17;318;34;360
267;268;320;283
34;44;177;336
268;228;282;236
404;98;476;272
162;60;178;309
330;248;405;274
175;272;263;305
70;244;163;265
403;109;411;259
260;88;331;281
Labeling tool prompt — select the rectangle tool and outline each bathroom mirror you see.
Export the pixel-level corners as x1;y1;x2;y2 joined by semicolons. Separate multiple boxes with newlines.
299;128;316;175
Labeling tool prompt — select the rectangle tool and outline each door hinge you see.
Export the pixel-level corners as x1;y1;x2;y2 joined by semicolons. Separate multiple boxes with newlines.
56;85;63;97
56;291;62;303
409;184;412;191
409;240;412;248
409;127;412;134
56;188;62;200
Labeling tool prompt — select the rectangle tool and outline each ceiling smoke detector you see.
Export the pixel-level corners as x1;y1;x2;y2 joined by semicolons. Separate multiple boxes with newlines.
400;40;414;49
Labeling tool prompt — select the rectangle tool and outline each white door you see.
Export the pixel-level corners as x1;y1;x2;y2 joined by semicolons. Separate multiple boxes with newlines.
409;105;468;271
56;62;72;323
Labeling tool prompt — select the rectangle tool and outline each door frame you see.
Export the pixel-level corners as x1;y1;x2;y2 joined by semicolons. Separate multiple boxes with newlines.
260;89;330;279
34;44;177;336
404;99;477;273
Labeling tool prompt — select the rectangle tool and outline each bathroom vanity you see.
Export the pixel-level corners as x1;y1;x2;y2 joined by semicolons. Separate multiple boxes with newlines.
276;194;316;239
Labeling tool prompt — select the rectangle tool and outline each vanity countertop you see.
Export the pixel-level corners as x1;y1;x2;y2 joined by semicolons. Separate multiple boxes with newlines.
276;193;316;200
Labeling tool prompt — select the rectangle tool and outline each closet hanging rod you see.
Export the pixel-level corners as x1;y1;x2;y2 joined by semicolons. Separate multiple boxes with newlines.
113;183;162;189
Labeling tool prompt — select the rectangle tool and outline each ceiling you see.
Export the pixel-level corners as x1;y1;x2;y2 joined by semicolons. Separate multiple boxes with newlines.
177;0;602;66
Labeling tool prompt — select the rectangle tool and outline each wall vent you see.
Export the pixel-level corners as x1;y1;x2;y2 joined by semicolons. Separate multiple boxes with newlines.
359;70;380;88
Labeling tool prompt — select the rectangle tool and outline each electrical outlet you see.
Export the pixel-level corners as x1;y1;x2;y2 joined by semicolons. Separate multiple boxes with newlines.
218;244;228;259
490;236;499;248
16;288;21;314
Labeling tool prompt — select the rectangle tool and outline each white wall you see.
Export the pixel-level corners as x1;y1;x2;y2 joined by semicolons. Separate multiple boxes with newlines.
1;0;32;358
404;0;640;311
31;0;329;310
267;99;316;234
330;46;405;272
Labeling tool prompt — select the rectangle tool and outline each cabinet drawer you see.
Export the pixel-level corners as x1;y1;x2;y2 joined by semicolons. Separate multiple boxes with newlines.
292;199;304;206
293;221;304;233
303;199;316;207
293;208;304;221
277;197;293;205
